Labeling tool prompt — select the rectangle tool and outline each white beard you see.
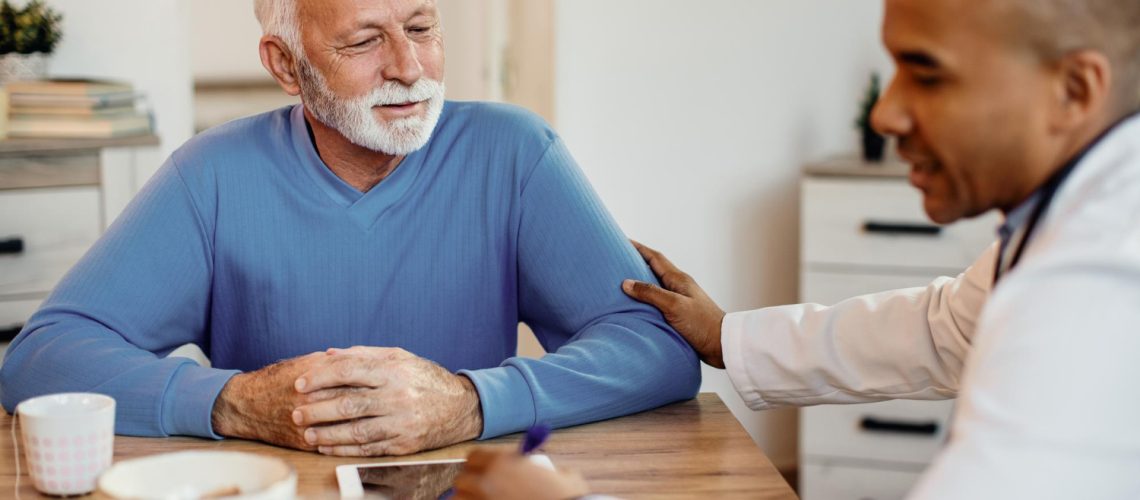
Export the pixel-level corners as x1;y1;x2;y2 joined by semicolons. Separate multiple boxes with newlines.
298;60;445;156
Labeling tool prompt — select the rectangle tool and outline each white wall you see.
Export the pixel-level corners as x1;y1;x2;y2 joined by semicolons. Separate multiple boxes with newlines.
555;0;892;470
436;0;493;101
189;0;267;83
47;0;194;163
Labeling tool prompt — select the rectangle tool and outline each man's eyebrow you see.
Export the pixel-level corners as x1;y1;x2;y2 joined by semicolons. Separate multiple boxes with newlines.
343;7;435;34
336;22;381;41
405;6;436;21
897;50;942;69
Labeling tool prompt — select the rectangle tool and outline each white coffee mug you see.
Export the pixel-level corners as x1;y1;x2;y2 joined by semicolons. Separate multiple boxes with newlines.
16;393;116;496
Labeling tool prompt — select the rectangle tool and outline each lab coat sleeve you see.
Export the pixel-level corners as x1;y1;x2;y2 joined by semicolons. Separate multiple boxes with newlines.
721;243;996;410
906;253;1140;499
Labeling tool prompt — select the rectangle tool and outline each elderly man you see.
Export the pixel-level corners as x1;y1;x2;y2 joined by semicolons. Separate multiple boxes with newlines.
0;0;700;456
456;0;1140;498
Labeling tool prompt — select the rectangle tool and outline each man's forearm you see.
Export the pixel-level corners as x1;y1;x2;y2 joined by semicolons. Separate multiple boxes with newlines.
454;374;485;443
0;321;236;438
462;315;701;439
211;373;254;439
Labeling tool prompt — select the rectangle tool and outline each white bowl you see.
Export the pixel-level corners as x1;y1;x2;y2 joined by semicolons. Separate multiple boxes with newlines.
98;451;296;499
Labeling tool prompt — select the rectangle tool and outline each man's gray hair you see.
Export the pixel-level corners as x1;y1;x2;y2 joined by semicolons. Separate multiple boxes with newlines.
1011;0;1140;110
254;0;302;56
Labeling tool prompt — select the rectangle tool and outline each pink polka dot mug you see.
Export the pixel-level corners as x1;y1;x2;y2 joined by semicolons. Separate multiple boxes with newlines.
16;393;115;496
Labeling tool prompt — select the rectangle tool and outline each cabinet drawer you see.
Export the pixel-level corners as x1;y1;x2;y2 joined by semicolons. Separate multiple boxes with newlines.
0;152;100;190
800;462;923;500
0;188;101;296
802;178;999;271
801;399;954;466
801;271;949;305
0;298;40;333
0;299;40;370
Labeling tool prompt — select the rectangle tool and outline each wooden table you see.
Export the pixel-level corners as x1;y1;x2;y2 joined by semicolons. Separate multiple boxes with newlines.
1;394;796;499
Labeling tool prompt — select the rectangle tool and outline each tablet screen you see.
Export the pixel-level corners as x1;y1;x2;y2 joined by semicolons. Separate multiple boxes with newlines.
356;460;464;499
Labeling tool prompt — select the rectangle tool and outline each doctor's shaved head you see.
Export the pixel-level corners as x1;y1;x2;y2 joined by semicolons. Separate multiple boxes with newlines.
873;0;1140;224
1002;0;1140;113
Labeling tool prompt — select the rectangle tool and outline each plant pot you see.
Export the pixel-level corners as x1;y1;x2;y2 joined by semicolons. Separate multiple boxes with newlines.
0;52;50;84
861;128;886;163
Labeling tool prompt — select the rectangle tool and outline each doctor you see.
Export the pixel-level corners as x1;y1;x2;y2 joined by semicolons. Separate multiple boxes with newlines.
453;0;1140;498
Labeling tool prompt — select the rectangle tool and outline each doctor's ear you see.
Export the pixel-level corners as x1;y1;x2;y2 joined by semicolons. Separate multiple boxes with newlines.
260;35;303;97
1048;50;1113;134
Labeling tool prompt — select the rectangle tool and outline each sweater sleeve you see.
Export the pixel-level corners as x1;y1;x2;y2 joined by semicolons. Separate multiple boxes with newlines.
0;158;239;438
460;138;701;439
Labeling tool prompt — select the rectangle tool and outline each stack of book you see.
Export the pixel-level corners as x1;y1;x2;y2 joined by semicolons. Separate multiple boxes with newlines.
3;79;152;139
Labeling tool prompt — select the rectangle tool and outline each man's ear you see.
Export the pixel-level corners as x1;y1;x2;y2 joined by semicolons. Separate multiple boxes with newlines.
1048;50;1113;134
260;35;303;96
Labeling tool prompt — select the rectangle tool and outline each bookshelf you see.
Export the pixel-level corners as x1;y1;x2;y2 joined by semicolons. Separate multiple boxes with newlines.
0;135;159;155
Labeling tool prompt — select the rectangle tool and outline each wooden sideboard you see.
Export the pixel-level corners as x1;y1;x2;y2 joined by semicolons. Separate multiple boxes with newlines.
0;135;162;356
797;157;999;500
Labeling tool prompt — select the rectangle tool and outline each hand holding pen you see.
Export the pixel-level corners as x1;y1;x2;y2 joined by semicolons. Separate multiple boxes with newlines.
519;423;552;455
450;424;591;500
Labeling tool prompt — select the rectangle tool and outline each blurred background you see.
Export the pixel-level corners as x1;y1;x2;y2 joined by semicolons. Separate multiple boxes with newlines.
3;2;1001;498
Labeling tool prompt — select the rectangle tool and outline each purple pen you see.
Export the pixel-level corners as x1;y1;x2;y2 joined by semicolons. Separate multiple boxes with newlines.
441;424;553;500
520;423;552;455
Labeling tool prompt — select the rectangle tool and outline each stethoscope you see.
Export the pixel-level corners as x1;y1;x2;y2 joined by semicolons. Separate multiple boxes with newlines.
991;155;1080;286
991;110;1140;285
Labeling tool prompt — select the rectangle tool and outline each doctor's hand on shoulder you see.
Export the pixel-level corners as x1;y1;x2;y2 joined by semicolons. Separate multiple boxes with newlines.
622;241;727;369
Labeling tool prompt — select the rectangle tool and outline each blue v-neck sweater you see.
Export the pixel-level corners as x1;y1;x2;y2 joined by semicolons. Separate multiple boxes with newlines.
0;103;700;439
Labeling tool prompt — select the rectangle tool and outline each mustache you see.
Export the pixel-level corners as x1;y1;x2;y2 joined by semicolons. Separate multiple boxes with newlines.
897;135;919;157
897;135;937;165
369;79;445;106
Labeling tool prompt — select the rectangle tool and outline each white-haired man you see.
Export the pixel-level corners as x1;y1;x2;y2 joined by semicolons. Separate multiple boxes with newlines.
0;0;701;457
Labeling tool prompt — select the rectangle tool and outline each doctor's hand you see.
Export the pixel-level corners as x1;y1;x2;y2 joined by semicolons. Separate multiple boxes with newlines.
453;448;591;500
289;346;484;456
623;240;727;368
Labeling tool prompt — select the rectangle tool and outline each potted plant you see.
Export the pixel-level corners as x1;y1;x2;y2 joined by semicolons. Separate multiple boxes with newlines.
0;0;62;84
856;72;886;162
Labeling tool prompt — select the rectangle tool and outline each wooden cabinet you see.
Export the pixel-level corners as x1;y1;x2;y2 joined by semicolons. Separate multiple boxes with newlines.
0;189;102;298
0;136;161;359
801;178;995;272
798;158;999;499
801;462;925;500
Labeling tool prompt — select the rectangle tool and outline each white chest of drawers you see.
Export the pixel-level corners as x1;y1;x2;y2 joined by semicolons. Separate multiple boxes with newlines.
797;158;1000;500
0;136;161;358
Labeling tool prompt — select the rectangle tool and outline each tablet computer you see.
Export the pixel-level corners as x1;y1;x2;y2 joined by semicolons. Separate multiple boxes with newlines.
336;455;555;498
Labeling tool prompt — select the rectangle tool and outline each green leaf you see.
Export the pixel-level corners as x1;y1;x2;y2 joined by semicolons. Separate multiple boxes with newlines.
0;0;62;54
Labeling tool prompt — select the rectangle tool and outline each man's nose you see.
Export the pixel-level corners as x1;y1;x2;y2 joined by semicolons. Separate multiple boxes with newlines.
870;77;912;138
382;35;424;86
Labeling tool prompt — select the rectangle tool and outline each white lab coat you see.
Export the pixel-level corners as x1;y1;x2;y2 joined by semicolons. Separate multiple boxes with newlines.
722;114;1140;499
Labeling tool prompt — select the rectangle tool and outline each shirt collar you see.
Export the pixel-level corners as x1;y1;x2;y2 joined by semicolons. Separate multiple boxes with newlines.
997;190;1042;242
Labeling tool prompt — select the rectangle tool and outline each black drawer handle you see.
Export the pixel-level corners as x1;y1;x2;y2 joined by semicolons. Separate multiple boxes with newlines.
0;237;24;255
859;416;940;436
0;324;22;342
863;221;942;236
